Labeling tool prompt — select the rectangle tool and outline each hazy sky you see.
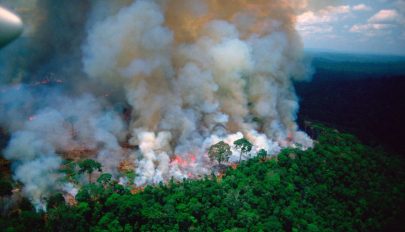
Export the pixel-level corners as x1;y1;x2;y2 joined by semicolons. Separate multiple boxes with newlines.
1;0;403;55
297;0;405;55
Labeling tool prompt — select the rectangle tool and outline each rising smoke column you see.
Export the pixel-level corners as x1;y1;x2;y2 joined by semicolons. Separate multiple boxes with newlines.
0;0;319;208
0;0;118;209
1;88;127;209
83;0;313;185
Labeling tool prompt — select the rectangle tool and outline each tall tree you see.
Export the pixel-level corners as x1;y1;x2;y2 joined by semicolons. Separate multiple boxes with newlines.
257;149;267;160
97;173;112;188
78;159;102;183
234;138;252;162
208;141;232;164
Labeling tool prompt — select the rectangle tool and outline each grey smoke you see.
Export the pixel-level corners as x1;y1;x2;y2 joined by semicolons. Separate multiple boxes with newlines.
0;0;321;208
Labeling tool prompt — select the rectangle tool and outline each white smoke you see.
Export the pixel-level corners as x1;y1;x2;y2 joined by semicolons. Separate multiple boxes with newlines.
83;0;313;184
2;89;126;207
0;0;318;208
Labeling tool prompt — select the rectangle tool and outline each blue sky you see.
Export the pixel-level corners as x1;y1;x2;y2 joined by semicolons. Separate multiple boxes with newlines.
297;0;405;55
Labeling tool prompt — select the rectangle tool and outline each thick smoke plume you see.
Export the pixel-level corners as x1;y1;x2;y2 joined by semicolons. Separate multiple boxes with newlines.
0;0;317;209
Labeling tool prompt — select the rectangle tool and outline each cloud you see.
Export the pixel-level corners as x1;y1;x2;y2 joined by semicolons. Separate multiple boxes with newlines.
298;25;333;36
353;4;372;11
350;23;394;37
350;23;393;33
298;11;331;25
350;7;405;38
368;9;401;23
298;5;351;25
297;5;351;36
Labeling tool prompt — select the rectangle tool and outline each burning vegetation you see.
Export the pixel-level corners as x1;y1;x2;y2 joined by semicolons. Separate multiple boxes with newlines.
0;125;403;231
0;0;318;209
0;1;403;230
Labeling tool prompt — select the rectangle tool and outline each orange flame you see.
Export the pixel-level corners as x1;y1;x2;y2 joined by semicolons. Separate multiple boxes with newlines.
171;154;197;168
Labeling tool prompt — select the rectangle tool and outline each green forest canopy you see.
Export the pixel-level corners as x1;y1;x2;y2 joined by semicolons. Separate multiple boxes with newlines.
0;124;404;232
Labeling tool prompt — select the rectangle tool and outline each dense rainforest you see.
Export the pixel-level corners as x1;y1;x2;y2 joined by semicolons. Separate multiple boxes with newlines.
1;124;404;232
1;52;405;231
297;52;405;155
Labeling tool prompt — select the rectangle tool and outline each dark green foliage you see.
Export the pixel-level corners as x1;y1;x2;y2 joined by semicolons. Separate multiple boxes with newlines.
61;160;79;184
78;159;102;183
0;126;404;231
19;197;35;211
208;141;232;164
47;193;65;209
78;159;102;174
46;202;91;232
0;198;45;232
97;173;113;186
234;137;253;162
122;171;136;185
296;69;405;155
0;178;12;196
76;183;105;203
257;149;267;159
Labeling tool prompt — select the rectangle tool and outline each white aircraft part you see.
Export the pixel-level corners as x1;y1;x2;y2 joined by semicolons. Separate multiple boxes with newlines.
0;6;23;48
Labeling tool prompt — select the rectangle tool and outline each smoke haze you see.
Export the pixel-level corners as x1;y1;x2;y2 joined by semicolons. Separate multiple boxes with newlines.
0;0;318;208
